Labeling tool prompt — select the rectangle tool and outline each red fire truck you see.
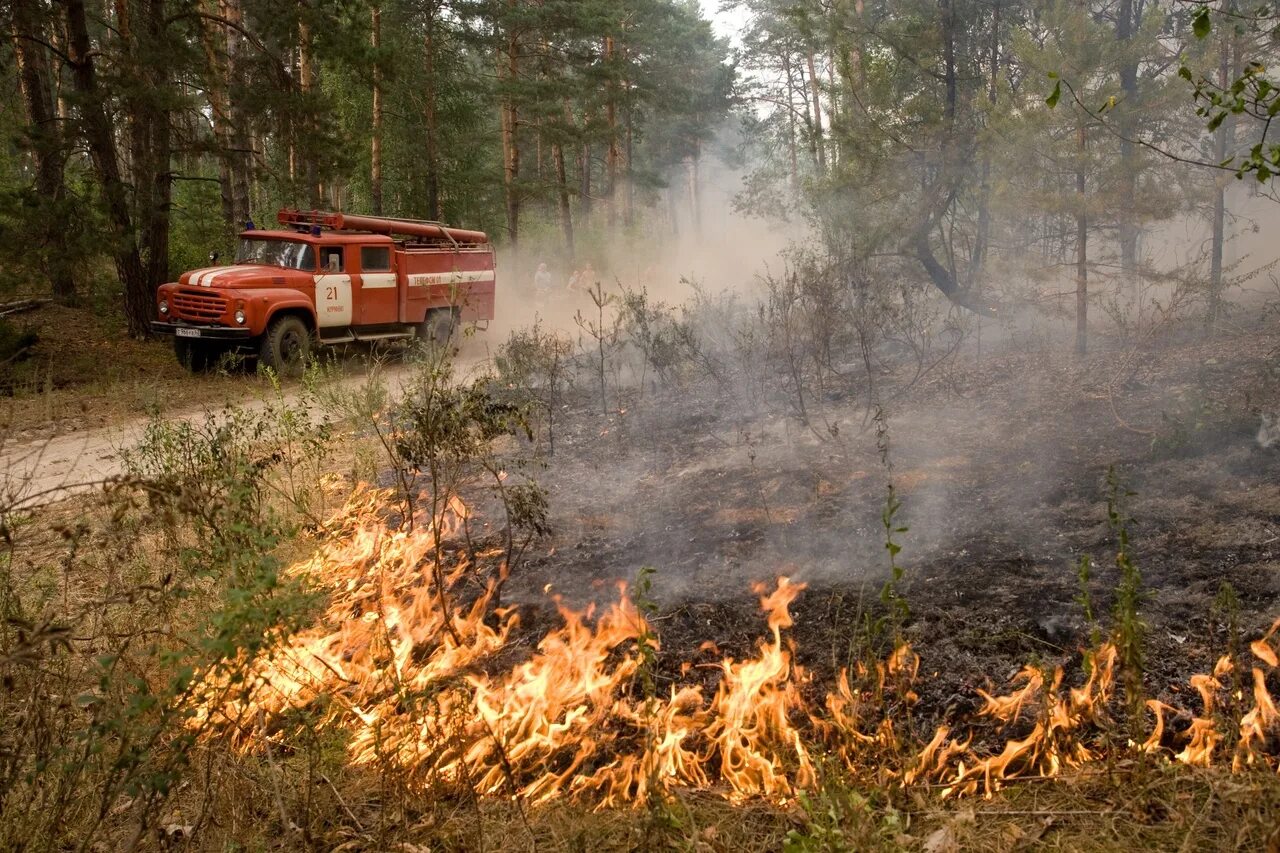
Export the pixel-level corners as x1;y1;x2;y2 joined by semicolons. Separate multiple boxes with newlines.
151;209;495;372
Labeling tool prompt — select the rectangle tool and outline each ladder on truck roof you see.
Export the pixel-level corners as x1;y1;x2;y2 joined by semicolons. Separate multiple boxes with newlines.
276;209;488;247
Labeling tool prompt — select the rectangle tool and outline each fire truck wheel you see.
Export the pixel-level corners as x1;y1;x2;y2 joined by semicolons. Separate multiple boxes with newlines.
173;337;225;373
419;309;456;347
260;315;311;376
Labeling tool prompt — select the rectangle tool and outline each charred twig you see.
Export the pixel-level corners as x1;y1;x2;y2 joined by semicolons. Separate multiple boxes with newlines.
319;774;364;832
921;808;1115;816
259;711;296;834
903;769;1116;789
1106;383;1155;437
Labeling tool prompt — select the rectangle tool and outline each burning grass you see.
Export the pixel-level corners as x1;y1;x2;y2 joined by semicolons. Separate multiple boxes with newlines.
196;487;1280;812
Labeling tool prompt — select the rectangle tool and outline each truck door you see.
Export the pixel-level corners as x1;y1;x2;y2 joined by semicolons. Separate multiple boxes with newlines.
356;245;398;326
315;245;352;328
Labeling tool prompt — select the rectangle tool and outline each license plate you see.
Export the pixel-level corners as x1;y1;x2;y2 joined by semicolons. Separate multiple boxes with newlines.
175;327;201;338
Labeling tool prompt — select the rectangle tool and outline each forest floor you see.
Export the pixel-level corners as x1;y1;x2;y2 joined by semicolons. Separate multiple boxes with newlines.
0;302;252;441
4;303;1280;849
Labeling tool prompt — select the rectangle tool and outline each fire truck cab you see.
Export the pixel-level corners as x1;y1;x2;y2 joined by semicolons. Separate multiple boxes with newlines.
151;209;495;373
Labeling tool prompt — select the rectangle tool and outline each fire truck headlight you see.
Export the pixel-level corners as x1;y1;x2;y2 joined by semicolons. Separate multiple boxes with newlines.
234;309;246;325
158;298;169;315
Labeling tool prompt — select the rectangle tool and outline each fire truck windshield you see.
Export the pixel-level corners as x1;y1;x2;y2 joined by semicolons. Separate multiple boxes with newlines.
237;238;316;271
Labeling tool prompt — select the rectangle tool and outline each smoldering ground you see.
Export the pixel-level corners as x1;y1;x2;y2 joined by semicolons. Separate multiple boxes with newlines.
481;300;1280;708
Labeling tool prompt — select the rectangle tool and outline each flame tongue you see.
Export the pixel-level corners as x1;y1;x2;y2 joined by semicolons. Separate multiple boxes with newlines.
709;576;813;799
754;576;805;635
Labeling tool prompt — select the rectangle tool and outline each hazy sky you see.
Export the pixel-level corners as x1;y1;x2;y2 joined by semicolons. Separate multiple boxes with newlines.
699;0;745;45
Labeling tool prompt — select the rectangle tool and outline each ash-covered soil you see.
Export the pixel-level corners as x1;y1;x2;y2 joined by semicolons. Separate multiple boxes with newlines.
497;322;1280;720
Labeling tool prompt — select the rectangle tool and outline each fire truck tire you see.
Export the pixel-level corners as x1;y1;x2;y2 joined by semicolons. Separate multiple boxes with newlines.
259;315;311;376
173;337;225;373
419;308;457;347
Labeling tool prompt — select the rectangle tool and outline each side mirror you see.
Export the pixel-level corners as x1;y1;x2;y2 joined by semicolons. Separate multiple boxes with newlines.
209;251;220;264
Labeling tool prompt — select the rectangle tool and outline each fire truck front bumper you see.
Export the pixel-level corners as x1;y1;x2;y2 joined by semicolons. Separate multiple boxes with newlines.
151;321;255;341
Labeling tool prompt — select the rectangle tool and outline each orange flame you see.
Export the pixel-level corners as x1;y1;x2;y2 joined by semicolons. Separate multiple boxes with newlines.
706;577;814;799
193;490;1280;806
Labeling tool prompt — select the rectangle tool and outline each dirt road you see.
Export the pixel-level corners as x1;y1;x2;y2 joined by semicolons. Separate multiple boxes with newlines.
0;340;494;510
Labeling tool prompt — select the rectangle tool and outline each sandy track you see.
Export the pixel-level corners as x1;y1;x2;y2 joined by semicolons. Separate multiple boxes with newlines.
0;341;494;510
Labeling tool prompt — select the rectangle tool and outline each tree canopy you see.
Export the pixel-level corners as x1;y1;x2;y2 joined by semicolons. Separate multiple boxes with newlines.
1;0;1272;343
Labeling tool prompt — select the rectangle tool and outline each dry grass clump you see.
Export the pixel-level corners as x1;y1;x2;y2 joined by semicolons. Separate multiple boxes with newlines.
145;754;1280;851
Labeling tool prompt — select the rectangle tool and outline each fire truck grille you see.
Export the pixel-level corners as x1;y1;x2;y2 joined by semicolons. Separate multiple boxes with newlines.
172;289;228;322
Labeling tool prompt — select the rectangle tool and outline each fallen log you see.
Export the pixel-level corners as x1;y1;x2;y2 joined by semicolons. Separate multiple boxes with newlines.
0;298;51;318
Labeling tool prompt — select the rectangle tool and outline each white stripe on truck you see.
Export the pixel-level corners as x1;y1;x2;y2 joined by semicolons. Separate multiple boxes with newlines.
183;266;218;285
407;270;496;287
198;266;236;287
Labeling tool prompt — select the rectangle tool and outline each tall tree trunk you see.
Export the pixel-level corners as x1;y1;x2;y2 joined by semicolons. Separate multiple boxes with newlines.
1208;5;1237;332
940;0;957;128
1076;123;1088;356
834;0;867;116
666;174;679;236
971;0;1001;289
919;0;962;332
500;3;520;248
12;0;76;302
854;0;867;91
554;101;574;260
579;134;592;218
825;51;839;167
225;0;251;226
286;38;298;195
1116;0;1140;292
198;0;237;236
833;0;866;167
50;23;71;123
782;52;799;190
298;19;320;207
128;0;172;289
63;0;150;336
371;3;383;215
687;142;701;236
250;127;265;212
143;80;172;289
605;35;619;226
114;0;137;207
806;52;826;174
623;86;634;227
287;91;297;189
423;1;442;219
797;56;817;168
500;95;519;244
